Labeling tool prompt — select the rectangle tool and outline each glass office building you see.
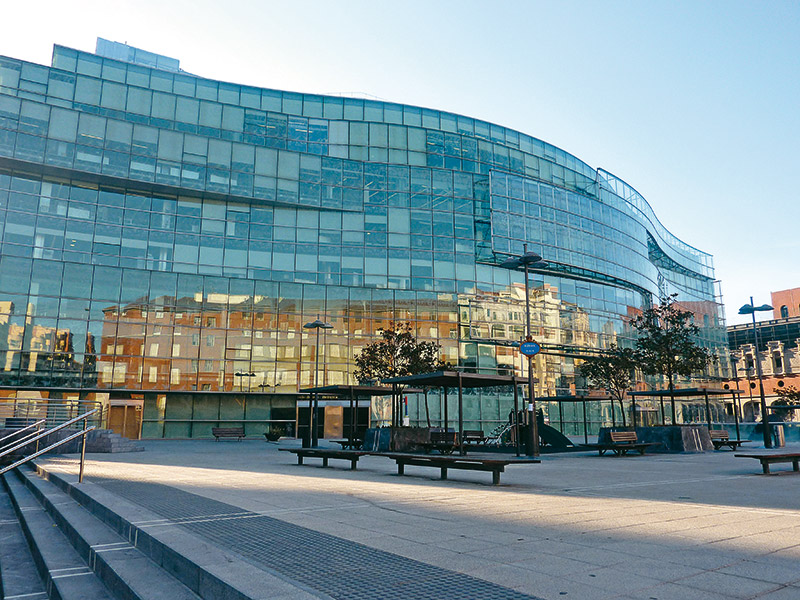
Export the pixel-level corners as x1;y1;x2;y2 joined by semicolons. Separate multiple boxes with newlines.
0;42;728;438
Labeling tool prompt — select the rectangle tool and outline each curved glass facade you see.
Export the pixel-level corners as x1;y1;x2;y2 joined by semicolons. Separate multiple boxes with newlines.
0;44;728;437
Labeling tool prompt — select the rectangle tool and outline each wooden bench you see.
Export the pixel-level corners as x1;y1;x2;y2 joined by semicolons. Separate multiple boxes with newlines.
419;430;459;454
709;430;750;451
280;448;368;470
331;438;364;450
735;452;800;475
462;430;487;445
211;427;245;441
374;453;539;485
596;431;656;456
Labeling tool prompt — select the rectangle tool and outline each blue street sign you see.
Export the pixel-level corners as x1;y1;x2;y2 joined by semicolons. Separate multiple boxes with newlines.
519;341;541;357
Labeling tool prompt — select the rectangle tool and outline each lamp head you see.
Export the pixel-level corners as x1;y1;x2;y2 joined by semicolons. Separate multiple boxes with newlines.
500;252;545;269
738;303;773;315
520;251;543;264
304;319;333;329
500;258;521;269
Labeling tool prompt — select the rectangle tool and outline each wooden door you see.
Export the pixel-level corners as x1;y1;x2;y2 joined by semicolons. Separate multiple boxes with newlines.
108;405;143;439
323;406;343;439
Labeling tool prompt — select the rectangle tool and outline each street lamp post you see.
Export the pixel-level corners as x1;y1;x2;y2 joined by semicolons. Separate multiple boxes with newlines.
234;371;256;392
304;318;333;447
500;245;548;457
738;297;773;448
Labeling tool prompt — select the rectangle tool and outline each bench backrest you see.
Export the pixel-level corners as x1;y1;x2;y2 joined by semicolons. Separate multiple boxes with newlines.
430;431;457;444
609;431;638;443
709;430;730;440
212;427;244;435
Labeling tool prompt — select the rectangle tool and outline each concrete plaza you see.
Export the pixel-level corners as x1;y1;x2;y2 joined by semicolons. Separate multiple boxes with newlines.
36;439;800;600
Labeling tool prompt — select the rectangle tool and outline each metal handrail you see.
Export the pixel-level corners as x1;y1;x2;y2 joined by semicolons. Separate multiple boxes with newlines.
0;400;105;429
0;409;98;462
0;424;47;455
0;425;96;480
0;419;47;450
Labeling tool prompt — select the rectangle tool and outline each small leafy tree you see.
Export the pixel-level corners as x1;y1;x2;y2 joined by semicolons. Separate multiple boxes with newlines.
578;345;637;427
354;322;444;382
773;386;800;420
630;294;715;422
354;323;446;427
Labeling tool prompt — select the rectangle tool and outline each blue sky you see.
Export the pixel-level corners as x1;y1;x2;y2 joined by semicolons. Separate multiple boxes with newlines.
2;0;798;324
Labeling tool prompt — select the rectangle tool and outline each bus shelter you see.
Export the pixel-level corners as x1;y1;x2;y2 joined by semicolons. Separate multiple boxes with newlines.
536;395;612;445
381;370;529;456
628;388;742;438
298;385;393;448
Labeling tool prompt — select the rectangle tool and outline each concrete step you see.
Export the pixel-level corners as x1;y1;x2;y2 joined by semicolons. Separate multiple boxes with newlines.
11;467;202;600
86;430;145;453
26;463;316;600
3;471;116;600
0;480;47;600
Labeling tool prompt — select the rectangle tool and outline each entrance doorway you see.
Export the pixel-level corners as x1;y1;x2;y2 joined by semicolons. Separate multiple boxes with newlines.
108;400;143;439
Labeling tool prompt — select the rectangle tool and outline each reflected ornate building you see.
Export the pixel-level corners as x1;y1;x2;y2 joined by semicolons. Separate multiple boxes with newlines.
727;305;800;420
0;40;728;438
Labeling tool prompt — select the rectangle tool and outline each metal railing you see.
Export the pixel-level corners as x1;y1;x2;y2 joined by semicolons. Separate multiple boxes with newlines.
0;400;105;430
0;409;97;483
0;419;46;454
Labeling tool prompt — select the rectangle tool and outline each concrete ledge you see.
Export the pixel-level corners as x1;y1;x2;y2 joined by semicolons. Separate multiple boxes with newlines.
598;425;713;453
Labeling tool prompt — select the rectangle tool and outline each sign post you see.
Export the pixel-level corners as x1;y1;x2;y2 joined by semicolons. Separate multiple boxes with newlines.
518;337;540;457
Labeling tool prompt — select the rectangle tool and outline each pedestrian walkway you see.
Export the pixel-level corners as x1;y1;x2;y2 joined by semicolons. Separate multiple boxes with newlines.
35;440;800;600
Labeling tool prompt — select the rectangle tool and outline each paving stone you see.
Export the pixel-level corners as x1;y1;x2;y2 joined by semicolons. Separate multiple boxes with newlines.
31;439;800;600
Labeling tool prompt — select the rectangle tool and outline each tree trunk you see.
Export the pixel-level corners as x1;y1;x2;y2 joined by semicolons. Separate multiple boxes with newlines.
668;372;676;424
617;396;627;427
424;388;431;428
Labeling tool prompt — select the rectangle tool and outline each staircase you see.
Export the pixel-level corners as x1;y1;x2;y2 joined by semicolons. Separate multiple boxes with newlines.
0;467;200;600
85;429;145;453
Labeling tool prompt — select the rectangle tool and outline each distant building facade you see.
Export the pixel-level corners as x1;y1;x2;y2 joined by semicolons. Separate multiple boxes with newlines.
772;287;800;320
0;41;728;438
727;289;800;420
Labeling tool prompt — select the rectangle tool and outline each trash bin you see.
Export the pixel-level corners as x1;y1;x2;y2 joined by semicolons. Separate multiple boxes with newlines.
772;424;785;448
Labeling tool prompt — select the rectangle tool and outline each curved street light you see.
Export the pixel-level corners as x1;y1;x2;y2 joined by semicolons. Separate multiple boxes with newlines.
499;245;548;457
738;298;773;448
304;318;333;447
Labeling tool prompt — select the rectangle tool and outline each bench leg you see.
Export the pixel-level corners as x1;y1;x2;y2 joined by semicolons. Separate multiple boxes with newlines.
440;467;447;480
492;470;500;485
794;460;799;472
761;461;770;475
297;455;304;465
397;462;405;476
322;457;328;467
350;459;357;471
